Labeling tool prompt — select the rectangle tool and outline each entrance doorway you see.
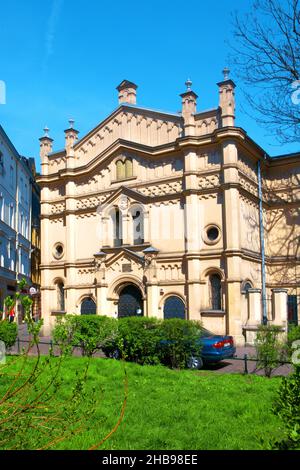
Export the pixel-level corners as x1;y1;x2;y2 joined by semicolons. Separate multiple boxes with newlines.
118;284;143;318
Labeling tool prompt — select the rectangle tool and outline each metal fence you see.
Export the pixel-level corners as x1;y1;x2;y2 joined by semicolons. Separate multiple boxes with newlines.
7;337;293;377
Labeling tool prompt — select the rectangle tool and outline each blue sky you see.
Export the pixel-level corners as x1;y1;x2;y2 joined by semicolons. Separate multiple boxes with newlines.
0;0;298;169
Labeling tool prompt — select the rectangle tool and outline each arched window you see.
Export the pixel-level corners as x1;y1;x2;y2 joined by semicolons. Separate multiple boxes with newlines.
112;208;122;247
242;281;252;294
209;274;222;310
125;158;133;178
56;282;65;311
163;296;186;320
116;160;125;180
81;297;96;315
132;207;144;245
116;158;133;180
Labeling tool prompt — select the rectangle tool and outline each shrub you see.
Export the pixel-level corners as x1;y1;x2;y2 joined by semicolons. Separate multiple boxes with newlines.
53;315;118;357
103;317;204;369
287;325;300;359
158;319;203;369
0;320;18;348
269;368;300;449
103;317;163;365
254;324;285;378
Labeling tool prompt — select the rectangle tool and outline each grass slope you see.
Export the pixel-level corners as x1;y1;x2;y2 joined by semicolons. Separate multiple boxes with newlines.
1;356;282;450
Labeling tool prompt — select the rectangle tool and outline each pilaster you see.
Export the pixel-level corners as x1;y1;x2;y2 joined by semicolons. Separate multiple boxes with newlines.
247;288;262;324
272;288;288;328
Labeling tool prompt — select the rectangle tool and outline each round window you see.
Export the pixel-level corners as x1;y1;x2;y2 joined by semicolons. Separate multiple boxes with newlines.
203;225;221;245
53;243;64;259
207;227;219;241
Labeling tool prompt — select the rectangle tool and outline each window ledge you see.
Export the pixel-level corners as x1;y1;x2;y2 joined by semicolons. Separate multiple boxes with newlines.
111;176;137;184
51;310;66;316
200;310;226;317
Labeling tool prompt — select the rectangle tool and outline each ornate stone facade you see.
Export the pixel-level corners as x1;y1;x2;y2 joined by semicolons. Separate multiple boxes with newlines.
37;77;300;344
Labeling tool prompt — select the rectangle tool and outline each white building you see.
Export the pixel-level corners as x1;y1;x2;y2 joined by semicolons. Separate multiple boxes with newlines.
0;125;32;315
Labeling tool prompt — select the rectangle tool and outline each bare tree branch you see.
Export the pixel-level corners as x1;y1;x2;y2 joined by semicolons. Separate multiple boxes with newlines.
230;0;300;144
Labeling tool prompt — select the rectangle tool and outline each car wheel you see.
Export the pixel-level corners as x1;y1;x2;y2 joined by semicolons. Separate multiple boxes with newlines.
187;356;203;370
109;349;120;360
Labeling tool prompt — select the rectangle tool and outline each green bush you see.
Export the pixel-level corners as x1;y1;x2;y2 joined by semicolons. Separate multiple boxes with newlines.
103;317;203;369
287;325;300;359
0;320;18;348
52;315;118;357
104;317;163;365
269;368;300;449
254;324;285;378
158;319;203;369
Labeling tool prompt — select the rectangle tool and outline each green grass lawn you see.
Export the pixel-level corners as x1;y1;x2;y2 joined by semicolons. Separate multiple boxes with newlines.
0;356;283;450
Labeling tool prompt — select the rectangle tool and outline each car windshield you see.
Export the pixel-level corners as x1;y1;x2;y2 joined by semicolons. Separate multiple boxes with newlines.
198;327;215;337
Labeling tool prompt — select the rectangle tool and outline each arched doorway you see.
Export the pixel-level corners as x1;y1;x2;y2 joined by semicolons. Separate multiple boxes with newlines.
81;297;96;315
118;284;143;318
163;296;186;320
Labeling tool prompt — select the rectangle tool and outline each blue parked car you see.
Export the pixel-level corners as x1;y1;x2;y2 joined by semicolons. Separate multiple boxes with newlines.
187;328;236;369
105;326;236;370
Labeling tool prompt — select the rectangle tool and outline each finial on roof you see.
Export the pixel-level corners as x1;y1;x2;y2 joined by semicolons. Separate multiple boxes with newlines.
185;78;192;91
69;118;75;129
222;67;230;81
43;126;50;137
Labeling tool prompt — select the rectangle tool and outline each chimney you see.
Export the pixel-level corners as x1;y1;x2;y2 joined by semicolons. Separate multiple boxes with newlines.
180;79;198;136
116;80;138;105
217;68;236;127
64;119;79;157
39;127;53;176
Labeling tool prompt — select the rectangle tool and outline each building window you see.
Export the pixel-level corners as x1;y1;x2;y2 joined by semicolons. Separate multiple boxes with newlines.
203;224;221;245
112;208;122;247
0;195;3;221
20;177;24;204
56;282;65;311
125;158;133;178
207;227;219;241
241;281;252;294
24;217;27;238
81;297;96;315
132;207;144;245
163;296;186;320
20;214;23;235
116;160;125;180
53;243;64;260
10;165;13;187
0;237;4;267
9;205;14;228
209;274;222;310
116;158;133;180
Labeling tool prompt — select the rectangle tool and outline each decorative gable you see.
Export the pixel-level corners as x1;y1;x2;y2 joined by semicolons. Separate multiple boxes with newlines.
73;107;183;169
105;249;145;275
